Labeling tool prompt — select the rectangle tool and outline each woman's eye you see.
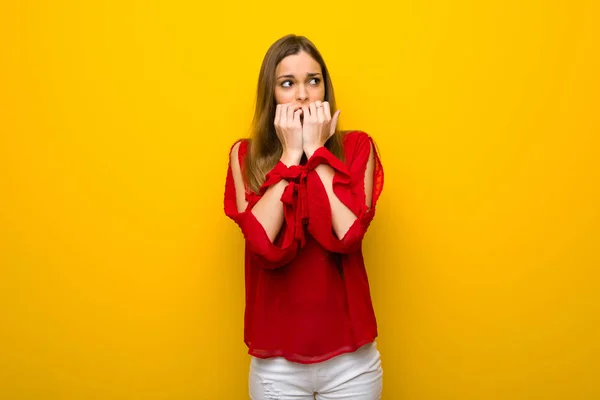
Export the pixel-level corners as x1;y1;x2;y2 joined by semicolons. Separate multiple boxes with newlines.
281;81;292;88
310;78;321;85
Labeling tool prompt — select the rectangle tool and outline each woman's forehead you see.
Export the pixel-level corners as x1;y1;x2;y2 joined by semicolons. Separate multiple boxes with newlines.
276;52;321;75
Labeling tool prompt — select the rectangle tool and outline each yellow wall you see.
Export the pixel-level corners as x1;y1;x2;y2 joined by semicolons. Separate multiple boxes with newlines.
1;1;599;398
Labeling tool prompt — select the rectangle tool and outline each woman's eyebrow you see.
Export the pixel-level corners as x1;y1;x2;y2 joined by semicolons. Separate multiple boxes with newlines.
277;72;322;79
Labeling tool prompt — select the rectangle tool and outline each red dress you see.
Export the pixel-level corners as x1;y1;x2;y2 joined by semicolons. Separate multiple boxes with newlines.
223;130;384;364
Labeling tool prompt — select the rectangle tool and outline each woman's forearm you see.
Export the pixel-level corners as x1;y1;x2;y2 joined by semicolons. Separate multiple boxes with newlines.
314;163;358;239
250;152;302;242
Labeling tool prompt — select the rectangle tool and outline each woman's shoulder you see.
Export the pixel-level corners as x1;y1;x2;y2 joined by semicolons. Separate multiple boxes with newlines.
229;138;250;158
341;130;373;151
228;139;252;171
342;129;371;141
229;137;250;150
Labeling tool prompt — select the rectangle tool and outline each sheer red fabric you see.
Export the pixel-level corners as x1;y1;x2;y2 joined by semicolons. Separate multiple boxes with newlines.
223;130;384;364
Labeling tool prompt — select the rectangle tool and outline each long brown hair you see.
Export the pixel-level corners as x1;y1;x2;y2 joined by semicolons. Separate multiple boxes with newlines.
245;34;345;194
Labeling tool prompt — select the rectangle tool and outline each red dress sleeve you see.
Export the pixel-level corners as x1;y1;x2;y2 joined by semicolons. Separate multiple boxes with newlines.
223;140;301;268
304;131;384;254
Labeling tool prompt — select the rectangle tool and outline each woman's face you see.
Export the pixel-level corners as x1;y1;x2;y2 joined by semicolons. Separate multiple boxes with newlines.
274;51;325;110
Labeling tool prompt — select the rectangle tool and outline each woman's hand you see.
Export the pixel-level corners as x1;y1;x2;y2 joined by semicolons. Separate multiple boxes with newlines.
302;101;341;158
274;103;304;165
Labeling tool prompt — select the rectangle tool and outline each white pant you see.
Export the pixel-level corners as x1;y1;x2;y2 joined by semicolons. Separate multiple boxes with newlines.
249;342;383;399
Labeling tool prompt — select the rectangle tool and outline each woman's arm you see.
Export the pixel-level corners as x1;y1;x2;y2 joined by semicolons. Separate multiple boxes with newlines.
303;132;383;254
224;140;302;267
308;140;375;239
230;142;301;242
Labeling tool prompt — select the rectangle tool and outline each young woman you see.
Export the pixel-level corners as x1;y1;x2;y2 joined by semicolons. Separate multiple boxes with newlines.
224;34;384;399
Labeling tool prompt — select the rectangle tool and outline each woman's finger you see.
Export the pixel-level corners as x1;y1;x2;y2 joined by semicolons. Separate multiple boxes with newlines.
287;104;295;125
274;104;281;127
329;110;341;136
302;105;310;122
280;104;288;126
293;109;302;126
323;101;331;122
316;100;325;123
309;102;317;121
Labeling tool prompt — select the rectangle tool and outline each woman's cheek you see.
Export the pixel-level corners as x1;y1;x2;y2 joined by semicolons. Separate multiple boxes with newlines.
275;90;292;104
310;87;325;101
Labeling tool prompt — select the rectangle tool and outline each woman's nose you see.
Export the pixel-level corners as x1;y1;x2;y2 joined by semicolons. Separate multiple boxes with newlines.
296;85;308;101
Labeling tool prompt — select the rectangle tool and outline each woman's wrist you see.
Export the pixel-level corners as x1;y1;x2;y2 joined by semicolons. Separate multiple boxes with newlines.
303;144;322;159
280;151;302;166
